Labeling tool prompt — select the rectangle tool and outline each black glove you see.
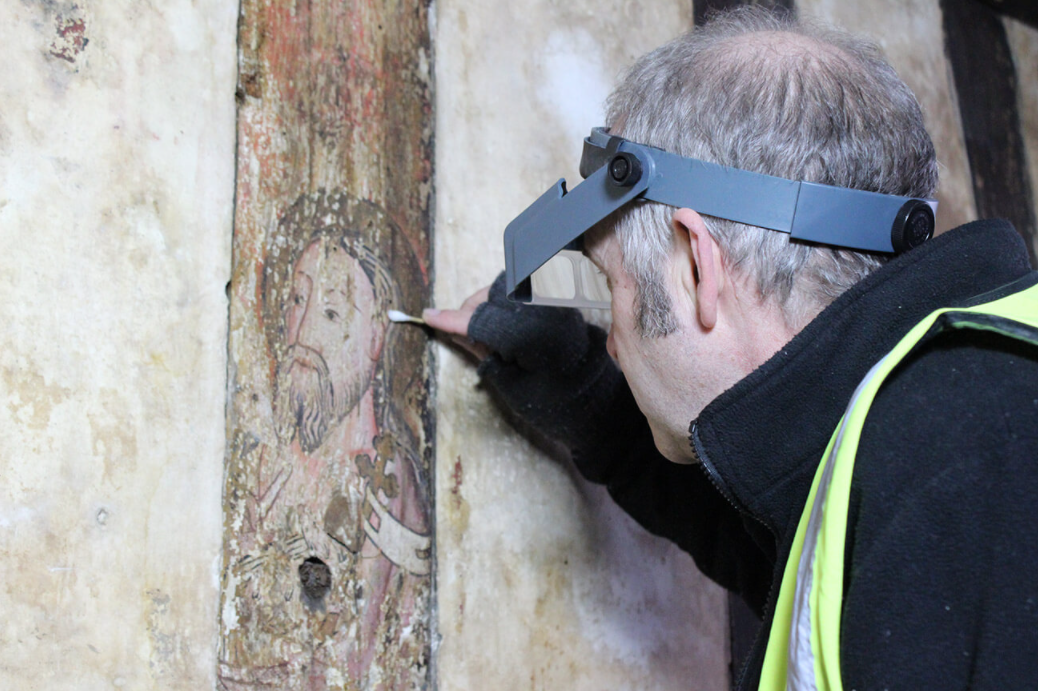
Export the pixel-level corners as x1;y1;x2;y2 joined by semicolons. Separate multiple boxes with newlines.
468;272;624;445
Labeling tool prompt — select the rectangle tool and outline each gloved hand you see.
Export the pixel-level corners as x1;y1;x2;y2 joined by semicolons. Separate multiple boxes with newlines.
469;272;594;373
425;272;622;445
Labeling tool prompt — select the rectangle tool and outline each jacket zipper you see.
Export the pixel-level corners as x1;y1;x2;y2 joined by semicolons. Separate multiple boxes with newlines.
690;420;736;505
690;421;777;691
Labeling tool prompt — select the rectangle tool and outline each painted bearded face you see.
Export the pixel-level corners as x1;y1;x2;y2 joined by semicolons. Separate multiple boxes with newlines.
273;237;384;454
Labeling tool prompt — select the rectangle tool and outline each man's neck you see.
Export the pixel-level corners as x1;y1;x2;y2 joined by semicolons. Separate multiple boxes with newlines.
723;287;802;377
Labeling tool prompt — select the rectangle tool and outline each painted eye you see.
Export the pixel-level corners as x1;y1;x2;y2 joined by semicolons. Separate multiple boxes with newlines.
325;309;340;321
292;293;305;306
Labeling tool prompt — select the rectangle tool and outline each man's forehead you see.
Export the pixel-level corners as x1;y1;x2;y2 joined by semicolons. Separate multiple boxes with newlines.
296;237;359;271
293;237;375;295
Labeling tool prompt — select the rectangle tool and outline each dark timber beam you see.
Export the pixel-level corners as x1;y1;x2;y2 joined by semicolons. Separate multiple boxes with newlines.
941;0;1038;265
976;0;1038;30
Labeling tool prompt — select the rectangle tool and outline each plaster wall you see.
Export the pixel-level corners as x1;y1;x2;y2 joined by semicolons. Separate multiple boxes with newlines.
432;2;730;690
0;1;236;688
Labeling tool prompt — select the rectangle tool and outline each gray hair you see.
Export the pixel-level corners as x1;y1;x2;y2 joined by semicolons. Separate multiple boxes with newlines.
606;8;939;335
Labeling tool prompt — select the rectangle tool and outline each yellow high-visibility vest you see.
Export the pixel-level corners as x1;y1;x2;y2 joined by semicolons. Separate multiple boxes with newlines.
759;278;1038;691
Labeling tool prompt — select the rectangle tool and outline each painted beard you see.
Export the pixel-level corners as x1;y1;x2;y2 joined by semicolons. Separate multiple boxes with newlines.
274;344;367;454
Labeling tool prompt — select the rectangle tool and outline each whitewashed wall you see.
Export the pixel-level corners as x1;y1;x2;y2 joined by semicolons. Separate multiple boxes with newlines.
432;2;730;690
0;1;236;688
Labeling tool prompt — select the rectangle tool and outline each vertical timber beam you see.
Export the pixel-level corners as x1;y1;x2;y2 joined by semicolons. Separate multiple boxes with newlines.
217;0;435;689
941;0;1038;265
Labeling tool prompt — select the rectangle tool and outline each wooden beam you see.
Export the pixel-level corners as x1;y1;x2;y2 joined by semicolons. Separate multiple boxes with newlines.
941;0;1038;265
218;0;436;688
976;0;1038;30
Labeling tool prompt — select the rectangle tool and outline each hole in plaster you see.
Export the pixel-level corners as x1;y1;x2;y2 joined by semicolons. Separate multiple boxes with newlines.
96;508;109;527
298;556;332;611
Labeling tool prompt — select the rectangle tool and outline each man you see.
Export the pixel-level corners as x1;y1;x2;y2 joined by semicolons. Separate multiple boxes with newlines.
220;206;431;689
424;9;1038;690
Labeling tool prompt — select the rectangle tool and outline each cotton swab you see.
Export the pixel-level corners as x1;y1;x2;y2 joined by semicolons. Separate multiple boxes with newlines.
387;309;425;325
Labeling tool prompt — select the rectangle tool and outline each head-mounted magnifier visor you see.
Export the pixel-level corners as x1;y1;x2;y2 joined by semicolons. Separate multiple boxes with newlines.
504;127;938;309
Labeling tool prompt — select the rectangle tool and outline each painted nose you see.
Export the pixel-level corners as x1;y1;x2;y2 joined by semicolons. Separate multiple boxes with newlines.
292;300;318;352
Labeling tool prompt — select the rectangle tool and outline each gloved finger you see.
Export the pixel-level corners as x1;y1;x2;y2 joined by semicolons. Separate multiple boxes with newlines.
486;271;509;304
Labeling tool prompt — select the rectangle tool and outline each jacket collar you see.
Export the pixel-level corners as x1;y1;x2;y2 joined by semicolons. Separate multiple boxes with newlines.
691;219;1034;541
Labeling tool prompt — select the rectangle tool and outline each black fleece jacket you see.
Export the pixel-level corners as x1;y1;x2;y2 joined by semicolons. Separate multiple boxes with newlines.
469;220;1038;690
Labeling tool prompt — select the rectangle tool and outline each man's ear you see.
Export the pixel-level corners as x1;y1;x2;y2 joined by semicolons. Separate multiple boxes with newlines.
672;208;720;329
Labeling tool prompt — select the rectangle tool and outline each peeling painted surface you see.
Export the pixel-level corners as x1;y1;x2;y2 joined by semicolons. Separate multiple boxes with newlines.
433;2;729;689
217;1;434;688
0;0;236;688
49;9;89;65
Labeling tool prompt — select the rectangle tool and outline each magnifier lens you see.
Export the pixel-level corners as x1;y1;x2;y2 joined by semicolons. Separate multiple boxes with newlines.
528;249;611;309
530;252;578;301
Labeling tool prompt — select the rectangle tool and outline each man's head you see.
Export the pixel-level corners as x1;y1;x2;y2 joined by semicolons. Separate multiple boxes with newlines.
273;232;394;453
585;9;938;462
605;8;938;334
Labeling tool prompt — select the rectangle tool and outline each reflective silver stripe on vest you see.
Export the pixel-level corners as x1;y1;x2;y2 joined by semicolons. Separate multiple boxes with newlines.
787;353;893;690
